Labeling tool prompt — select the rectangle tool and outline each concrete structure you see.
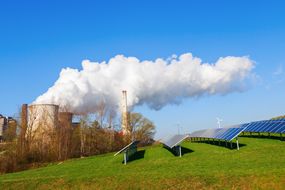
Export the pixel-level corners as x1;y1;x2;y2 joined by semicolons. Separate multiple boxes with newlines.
121;90;130;135
27;104;59;139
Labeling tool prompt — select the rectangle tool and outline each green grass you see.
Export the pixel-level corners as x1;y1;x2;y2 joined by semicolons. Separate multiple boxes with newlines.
0;137;285;190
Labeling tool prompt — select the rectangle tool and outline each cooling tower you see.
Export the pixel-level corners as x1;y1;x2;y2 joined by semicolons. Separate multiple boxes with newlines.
28;104;59;136
58;112;73;128
121;90;130;135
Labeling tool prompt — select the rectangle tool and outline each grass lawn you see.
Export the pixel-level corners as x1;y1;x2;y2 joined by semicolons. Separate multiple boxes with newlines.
0;137;285;189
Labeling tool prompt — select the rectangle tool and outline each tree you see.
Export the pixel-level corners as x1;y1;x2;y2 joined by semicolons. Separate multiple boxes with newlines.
129;113;156;146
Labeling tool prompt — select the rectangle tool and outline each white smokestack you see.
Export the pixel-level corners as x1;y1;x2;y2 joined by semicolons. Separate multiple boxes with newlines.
121;90;129;135
34;53;255;114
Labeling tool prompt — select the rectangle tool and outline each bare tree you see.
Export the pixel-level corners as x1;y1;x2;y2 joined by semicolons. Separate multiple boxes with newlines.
129;113;156;146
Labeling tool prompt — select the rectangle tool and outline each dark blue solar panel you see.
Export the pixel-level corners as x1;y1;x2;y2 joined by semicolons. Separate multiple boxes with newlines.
248;122;260;131
275;123;285;133
252;121;268;132
239;119;285;134
245;121;261;131
257;122;272;132
220;128;232;140
267;122;282;133
214;128;227;139
189;127;244;141
226;128;245;141
263;121;280;132
219;129;231;140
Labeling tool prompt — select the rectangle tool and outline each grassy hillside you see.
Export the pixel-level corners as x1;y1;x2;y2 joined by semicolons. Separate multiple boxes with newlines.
0;137;285;190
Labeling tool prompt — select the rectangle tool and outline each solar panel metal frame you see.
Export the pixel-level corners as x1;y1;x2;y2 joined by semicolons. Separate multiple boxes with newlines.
114;140;139;156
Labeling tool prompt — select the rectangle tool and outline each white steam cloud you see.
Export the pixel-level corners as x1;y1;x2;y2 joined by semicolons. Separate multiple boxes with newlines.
34;53;254;114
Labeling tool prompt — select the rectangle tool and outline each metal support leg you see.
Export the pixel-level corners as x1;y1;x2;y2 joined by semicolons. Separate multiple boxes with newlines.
230;141;233;149
124;152;127;165
179;145;182;157
236;137;239;150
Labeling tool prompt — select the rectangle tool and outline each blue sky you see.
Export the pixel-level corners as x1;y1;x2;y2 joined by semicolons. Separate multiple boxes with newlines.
1;0;285;138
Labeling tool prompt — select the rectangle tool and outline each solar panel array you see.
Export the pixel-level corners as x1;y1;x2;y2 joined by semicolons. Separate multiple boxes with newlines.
238;120;285;134
161;134;189;148
189;127;245;141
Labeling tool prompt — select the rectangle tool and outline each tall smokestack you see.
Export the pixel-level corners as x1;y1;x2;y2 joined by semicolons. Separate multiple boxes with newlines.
121;90;129;135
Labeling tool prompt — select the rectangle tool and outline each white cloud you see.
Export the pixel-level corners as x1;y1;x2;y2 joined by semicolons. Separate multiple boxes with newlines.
34;53;255;114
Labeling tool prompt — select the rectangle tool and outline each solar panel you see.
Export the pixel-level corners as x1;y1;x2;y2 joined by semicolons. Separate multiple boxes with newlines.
114;141;139;156
161;134;189;149
239;120;285;134
114;141;139;164
189;127;245;141
161;134;189;157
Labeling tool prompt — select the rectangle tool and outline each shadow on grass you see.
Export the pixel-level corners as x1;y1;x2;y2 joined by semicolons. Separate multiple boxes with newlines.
192;140;246;150
121;150;145;164
239;134;285;141
163;145;194;156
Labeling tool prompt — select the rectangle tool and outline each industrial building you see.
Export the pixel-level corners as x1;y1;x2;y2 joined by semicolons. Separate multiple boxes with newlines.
20;90;130;145
0;114;17;142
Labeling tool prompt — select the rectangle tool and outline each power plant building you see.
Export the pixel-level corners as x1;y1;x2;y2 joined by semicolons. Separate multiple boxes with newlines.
0;114;17;142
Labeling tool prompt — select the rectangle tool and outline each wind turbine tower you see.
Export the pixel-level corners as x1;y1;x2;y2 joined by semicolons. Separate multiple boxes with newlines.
216;117;223;128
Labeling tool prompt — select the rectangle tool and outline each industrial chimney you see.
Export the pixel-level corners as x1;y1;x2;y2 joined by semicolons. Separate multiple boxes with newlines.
121;90;129;135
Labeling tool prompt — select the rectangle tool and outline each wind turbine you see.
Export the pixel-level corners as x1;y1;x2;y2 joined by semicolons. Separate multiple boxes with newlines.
216;117;223;128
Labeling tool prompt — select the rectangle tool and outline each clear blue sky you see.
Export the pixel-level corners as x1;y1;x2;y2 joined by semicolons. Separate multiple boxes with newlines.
1;0;285;138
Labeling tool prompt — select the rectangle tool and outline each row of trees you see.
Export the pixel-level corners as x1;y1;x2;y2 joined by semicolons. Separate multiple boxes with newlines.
0;110;155;174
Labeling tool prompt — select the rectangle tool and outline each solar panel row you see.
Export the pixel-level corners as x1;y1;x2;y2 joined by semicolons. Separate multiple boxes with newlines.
239;120;285;134
189;127;245;141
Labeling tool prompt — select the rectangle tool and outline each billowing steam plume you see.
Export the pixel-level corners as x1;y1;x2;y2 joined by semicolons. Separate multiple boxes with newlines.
34;53;254;114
